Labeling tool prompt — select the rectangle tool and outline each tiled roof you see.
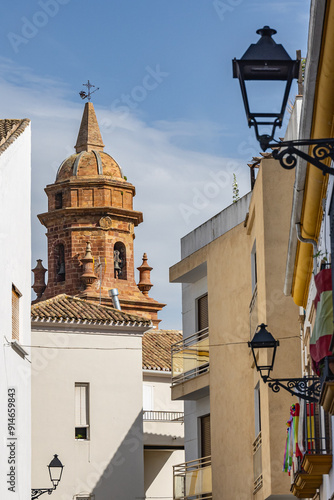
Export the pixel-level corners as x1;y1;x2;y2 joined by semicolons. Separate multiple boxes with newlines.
142;329;182;371
0;119;30;155
31;294;152;327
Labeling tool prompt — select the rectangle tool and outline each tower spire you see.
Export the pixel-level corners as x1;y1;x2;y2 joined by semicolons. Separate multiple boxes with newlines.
75;102;105;153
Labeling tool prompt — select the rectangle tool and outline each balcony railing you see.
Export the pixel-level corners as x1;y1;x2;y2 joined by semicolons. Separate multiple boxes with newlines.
290;402;332;498
171;328;209;386
143;411;184;422
173;456;212;500
253;432;263;494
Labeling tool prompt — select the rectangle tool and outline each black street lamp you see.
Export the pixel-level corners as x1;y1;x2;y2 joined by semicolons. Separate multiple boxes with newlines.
233;26;299;151
31;455;64;499
248;324;321;402
233;26;334;174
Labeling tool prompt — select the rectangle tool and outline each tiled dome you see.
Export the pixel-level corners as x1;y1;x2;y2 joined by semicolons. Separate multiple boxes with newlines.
56;151;124;182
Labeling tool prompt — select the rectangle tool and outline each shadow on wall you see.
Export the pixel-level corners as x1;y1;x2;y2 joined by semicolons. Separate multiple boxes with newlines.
144;449;174;492
79;411;145;500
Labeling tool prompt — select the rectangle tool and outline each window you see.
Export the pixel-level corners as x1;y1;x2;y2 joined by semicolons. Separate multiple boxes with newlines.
55;192;63;209
254;383;261;437
75;383;89;440
200;414;211;458
251;241;257;291
197;293;208;331
114;242;126;279
55;243;65;282
143;384;154;411
12;284;21;341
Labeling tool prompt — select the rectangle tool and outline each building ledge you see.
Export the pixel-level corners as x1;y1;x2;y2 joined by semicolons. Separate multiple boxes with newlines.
302;453;332;475
171;371;209;401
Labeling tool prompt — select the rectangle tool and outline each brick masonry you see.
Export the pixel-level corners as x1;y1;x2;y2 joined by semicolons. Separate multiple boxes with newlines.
34;104;165;326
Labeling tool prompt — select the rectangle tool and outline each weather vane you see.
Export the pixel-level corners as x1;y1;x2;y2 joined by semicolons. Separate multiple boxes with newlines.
79;80;99;101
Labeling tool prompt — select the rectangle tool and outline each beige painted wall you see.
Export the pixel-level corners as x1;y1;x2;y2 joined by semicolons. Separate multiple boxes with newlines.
208;159;300;499
31;324;145;500
171;158;301;499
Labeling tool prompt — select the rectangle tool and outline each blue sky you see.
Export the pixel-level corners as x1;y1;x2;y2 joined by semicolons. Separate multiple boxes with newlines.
1;0;310;328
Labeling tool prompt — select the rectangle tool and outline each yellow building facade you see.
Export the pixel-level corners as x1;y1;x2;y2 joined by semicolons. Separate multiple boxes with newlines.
170;155;301;499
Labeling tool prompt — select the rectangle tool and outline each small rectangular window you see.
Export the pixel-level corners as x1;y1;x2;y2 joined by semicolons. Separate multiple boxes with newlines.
55;192;63;209
200;414;211;458
143;384;154;411
197;294;208;331
251;241;257;291
12;284;21;341
75;383;89;440
254;382;261;437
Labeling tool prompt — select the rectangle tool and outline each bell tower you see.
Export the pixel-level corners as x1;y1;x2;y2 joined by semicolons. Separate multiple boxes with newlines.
33;102;164;326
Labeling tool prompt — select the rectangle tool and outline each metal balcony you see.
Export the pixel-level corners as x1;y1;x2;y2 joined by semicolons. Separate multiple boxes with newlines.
143;411;184;422
171;328;209;387
290;402;332;498
173;456;212;500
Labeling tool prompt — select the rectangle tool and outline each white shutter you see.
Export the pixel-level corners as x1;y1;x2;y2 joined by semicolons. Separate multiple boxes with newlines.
75;384;88;426
143;385;154;411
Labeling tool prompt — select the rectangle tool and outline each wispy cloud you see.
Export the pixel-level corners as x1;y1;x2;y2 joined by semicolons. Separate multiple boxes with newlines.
1;59;251;328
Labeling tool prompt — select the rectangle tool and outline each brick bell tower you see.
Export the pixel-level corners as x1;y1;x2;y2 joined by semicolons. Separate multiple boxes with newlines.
32;102;165;326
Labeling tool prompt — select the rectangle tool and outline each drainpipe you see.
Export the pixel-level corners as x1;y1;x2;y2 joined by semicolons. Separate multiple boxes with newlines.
109;288;121;310
295;223;318;275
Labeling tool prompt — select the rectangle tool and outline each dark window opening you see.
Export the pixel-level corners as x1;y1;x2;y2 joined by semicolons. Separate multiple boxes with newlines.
55;192;63;209
200;414;211;458
114;242;126;280
55;244;65;282
197;294;208;331
75;427;88;440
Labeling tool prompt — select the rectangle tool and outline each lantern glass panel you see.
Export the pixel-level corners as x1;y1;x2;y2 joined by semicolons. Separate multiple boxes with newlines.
245;80;288;115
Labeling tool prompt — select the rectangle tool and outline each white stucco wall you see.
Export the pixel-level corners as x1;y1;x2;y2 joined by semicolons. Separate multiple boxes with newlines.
143;372;184;446
31;324;145;500
0;124;31;500
184;397;210;463
144;449;185;500
181;276;207;339
143;371;184;499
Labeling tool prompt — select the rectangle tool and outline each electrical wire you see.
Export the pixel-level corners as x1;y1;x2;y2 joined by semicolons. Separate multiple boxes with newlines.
7;335;301;351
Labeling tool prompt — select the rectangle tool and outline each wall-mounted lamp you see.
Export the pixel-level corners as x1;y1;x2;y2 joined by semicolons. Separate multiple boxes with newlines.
248;324;321;402
233;26;334;175
31;455;64;499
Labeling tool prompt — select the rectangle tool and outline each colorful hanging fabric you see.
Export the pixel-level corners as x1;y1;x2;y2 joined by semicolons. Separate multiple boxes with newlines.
283;403;303;475
298;399;305;455
306;402;315;452
310;268;333;375
283;413;293;473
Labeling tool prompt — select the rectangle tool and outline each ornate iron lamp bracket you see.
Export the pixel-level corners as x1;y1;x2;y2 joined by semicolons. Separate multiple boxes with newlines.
31;488;55;499
266;138;334;175
265;376;321;403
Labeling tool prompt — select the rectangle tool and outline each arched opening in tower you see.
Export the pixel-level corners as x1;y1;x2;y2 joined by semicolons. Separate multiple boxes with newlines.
114;242;126;280
55;243;65;282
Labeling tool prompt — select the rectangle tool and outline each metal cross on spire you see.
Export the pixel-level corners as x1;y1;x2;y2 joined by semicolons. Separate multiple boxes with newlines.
79;80;99;101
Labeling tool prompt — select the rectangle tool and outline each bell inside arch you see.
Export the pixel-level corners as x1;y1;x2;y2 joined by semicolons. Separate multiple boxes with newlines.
58;262;65;275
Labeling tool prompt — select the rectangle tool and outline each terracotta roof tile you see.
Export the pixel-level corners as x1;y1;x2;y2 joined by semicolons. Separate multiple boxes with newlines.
142;329;182;371
0;119;30;155
31;294;151;326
